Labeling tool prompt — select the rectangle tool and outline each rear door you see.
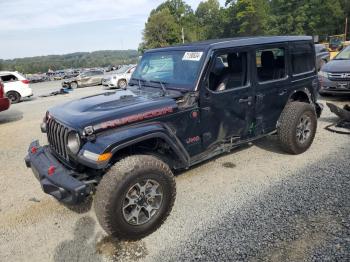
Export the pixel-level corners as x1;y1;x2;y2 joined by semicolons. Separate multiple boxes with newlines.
199;48;255;149
253;44;290;134
0;74;19;93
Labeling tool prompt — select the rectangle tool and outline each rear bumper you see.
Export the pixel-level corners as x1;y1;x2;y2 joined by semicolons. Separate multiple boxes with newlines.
0;97;10;112
21;87;33;98
24;140;91;204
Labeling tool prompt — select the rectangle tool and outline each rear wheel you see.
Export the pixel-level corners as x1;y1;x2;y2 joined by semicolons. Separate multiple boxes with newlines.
94;155;176;240
6;91;21;104
277;102;317;154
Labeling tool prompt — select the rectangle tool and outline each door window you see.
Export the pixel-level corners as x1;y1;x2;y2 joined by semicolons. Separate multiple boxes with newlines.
209;51;248;92
1;74;18;82
256;48;286;82
291;43;315;75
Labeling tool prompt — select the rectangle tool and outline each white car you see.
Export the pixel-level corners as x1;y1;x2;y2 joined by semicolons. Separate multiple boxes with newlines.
102;65;136;89
0;71;33;103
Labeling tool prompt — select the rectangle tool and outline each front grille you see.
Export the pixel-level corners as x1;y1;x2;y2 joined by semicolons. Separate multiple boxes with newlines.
47;118;70;161
329;72;350;81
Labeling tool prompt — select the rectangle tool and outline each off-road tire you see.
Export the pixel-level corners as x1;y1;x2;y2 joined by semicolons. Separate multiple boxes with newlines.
277;102;317;154
117;79;127;89
94;155;176;240
6;91;21;104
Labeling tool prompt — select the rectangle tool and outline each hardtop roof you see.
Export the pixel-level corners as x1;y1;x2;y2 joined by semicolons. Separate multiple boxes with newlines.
145;36;313;53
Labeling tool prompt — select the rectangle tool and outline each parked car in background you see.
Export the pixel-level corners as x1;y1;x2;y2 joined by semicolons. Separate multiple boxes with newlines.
102;65;136;89
62;70;104;88
315;44;330;71
0;71;33;103
318;45;350;96
0;80;10;112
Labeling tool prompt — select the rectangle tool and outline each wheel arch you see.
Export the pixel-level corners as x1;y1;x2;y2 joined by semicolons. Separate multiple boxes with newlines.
80;124;190;170
109;133;189;169
288;89;312;104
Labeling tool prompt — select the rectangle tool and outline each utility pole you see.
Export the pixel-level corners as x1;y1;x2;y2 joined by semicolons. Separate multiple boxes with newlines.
181;27;185;44
345;17;348;41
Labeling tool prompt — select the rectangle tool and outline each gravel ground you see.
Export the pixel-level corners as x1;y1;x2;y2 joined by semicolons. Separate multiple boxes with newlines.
0;81;349;261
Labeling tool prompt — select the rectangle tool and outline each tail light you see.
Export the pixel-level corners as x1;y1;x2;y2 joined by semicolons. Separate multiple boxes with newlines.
0;81;4;97
21;79;30;84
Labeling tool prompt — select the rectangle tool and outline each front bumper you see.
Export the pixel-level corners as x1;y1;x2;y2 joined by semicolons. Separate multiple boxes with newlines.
102;79;117;88
61;82;70;88
24;140;91;204
319;77;350;95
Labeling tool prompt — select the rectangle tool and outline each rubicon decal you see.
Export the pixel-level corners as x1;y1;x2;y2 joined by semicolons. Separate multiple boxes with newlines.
93;107;174;132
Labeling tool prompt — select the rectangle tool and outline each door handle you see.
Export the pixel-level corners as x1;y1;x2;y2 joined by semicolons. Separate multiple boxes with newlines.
239;96;253;104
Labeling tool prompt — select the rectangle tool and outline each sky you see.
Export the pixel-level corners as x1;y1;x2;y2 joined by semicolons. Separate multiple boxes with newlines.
0;0;226;59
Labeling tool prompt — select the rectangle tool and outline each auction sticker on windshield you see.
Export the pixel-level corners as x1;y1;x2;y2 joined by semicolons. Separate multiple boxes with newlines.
182;52;203;61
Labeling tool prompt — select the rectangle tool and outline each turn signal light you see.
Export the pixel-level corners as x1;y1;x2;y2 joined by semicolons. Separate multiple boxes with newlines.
97;152;112;162
31;146;37;154
48;166;55;176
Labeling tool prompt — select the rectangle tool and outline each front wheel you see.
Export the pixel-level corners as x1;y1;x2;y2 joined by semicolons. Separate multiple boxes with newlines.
277;102;317;154
94;155;176;240
117;79;127;89
70;82;78;89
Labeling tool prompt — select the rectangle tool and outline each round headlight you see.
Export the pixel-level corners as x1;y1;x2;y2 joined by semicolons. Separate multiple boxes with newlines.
67;132;81;154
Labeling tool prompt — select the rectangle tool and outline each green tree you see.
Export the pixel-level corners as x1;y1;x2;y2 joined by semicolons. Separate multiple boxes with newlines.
140;8;181;51
270;0;344;36
225;0;270;36
196;0;224;40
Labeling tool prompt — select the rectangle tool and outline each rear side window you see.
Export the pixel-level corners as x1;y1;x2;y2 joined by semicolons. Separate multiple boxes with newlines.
291;43;315;74
256;48;286;82
1;74;18;82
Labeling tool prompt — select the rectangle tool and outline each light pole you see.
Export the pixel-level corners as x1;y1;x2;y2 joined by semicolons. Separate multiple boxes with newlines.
180;13;185;44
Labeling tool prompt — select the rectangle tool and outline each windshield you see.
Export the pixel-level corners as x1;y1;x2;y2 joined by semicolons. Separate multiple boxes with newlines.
334;46;350;60
132;50;205;90
116;66;131;74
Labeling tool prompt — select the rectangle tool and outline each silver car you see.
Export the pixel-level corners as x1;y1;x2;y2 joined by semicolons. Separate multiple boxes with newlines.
102;65;136;89
62;70;105;88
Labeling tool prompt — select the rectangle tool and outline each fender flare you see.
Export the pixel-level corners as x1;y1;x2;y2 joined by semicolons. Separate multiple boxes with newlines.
288;88;313;103
79;123;190;169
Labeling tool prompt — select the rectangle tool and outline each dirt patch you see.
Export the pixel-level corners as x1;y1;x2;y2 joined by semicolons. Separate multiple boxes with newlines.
96;236;148;261
222;162;236;168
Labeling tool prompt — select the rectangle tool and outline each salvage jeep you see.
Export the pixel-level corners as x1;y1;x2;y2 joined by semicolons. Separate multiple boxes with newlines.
25;36;323;240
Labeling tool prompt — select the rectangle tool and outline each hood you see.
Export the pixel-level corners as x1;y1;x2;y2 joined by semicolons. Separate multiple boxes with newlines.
48;89;178;132
322;59;350;73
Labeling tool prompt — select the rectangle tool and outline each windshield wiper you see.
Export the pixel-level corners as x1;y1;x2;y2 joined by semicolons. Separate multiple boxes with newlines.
138;79;143;90
150;80;167;96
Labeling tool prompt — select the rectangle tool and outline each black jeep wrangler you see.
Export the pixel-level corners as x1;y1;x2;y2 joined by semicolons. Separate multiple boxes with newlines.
25;36;323;240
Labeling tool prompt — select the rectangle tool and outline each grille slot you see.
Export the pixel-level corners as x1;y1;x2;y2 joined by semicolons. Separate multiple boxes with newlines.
329;72;350;81
47;118;69;160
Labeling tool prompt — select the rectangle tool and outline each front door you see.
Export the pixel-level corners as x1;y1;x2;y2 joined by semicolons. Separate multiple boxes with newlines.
199;49;255;150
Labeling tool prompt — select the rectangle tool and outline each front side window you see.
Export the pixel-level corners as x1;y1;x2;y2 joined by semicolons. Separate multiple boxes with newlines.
291;43;315;74
209;51;248;92
132;50;205;90
256;48;286;82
